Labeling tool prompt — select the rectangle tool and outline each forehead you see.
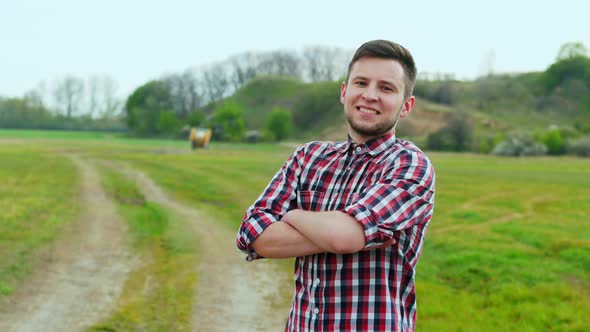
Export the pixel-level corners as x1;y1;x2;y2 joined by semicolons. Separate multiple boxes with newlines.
349;57;406;86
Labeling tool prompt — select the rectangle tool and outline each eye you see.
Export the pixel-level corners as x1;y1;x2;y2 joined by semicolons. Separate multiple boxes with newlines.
355;81;367;86
382;86;394;92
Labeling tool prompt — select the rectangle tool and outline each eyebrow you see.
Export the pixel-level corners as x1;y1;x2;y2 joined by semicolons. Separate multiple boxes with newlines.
352;75;399;88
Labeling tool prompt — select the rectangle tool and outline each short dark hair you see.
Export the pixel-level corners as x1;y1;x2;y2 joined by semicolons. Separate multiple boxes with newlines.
346;40;417;98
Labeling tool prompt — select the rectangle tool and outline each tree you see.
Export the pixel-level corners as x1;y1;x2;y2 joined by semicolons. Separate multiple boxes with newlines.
156;111;181;135
125;80;174;136
229;52;259;89
303;46;349;82
164;70;205;119
543;56;590;92
543;43;590;93
556;42;588;61
100;76;121;119
257;51;302;79
187;111;206;127
264;107;294;141
0;96;53;129
202;63;230;103
426;111;473;151
210;101;245;141
53;75;84;118
543;128;566;155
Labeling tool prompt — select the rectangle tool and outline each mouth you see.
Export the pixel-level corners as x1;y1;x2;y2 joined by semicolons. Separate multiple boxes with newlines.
356;106;379;115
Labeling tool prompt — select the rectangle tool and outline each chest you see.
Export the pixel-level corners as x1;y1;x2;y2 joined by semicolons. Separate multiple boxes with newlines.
296;152;386;211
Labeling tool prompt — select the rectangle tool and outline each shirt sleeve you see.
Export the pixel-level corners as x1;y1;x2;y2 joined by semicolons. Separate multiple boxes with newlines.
344;150;435;249
236;145;304;260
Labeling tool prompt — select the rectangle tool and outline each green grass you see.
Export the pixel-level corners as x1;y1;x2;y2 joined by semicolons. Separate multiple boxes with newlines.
93;144;590;331
418;153;590;331
89;166;199;331
0;128;124;140
1;131;589;331
0;146;79;296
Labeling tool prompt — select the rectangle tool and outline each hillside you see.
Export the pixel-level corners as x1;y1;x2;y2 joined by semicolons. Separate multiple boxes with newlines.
208;71;590;148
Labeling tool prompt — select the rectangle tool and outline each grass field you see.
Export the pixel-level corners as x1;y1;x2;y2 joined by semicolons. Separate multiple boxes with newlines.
0;144;79;296
1;130;589;331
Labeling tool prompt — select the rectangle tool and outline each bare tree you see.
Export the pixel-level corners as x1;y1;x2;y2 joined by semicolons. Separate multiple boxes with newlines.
53;75;84;118
202;63;230;103
99;76;121;118
264;50;301;78
229;52;259;89
83;76;121;118
303;46;349;82
164;70;205;118
87;76;100;117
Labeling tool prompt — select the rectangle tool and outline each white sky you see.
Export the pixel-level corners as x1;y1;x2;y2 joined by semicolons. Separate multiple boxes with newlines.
1;0;588;97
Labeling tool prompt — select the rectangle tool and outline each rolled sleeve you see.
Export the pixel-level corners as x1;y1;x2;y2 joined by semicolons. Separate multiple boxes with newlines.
344;151;435;248
236;145;304;259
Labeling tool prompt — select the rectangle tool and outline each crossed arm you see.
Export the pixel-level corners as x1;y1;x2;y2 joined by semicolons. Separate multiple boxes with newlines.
251;209;394;258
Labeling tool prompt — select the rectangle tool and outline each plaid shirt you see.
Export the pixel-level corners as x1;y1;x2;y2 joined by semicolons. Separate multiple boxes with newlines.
237;132;435;332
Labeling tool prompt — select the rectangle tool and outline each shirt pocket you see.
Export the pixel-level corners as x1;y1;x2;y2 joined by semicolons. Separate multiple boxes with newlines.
296;190;325;212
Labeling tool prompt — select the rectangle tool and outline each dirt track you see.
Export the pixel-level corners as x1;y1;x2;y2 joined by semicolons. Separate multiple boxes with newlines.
0;156;134;332
121;165;289;332
0;155;289;331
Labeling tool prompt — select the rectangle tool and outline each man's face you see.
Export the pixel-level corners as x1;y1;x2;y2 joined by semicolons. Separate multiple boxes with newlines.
340;57;415;143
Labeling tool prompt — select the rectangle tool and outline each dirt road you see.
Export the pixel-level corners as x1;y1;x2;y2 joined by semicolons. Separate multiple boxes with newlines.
0;156;134;332
0;154;290;331
123;165;290;332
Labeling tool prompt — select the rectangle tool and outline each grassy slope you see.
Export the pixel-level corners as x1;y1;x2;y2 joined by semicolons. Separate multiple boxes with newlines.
207;74;590;148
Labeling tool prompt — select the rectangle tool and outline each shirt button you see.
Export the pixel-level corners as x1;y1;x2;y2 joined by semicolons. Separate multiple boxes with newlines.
313;278;320;286
314;307;319;314
355;146;362;153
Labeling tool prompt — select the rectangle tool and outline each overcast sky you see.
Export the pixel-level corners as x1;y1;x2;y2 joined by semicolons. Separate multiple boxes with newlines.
1;0;588;97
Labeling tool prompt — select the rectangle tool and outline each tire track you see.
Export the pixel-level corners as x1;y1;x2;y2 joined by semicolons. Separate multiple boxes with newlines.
433;194;556;235
119;164;290;332
0;156;134;332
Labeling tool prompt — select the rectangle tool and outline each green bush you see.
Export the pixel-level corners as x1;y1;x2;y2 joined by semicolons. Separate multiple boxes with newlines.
543;129;566;155
426;111;473;152
492;132;547;156
264;107;294;141
567;136;590;157
210;101;245;142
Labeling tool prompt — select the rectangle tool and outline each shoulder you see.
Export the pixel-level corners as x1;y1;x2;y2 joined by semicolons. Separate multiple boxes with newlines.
382;138;435;179
293;140;345;158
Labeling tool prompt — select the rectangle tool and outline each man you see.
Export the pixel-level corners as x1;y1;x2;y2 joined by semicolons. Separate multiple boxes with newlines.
236;40;435;332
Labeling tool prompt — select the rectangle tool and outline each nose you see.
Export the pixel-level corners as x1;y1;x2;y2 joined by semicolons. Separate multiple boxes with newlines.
362;86;378;101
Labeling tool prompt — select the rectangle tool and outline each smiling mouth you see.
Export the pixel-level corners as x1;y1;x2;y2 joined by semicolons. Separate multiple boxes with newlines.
357;106;379;115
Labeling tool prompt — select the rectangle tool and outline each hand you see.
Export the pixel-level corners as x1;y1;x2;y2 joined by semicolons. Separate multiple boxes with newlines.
362;238;396;251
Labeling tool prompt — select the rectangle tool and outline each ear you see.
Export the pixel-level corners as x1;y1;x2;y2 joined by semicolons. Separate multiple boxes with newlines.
340;81;347;104
399;96;415;119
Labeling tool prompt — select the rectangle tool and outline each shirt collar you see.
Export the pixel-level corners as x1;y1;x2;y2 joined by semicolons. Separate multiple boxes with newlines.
334;131;397;156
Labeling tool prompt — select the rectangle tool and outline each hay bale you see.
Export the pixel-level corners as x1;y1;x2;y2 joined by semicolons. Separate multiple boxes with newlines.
189;128;212;149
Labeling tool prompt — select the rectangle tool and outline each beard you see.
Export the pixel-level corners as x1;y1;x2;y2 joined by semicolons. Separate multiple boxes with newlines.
345;106;403;139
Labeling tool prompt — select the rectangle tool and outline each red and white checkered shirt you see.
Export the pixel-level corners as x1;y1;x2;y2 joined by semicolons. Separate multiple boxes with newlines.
237;132;435;332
